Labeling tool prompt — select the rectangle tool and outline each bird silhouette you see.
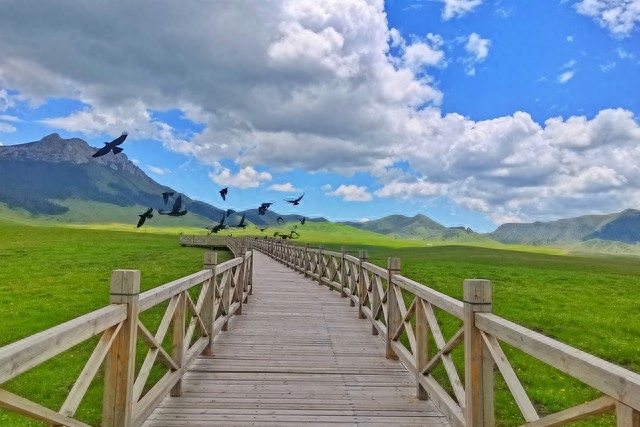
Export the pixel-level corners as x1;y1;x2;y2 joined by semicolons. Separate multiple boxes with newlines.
219;187;228;201
258;202;273;215
159;195;187;216
92;132;128;158
299;217;306;225
289;230;300;238
277;216;284;225
273;231;280;237
235;213;247;228
207;213;227;234
255;226;269;232
284;193;304;205
161;191;174;204
226;209;236;217
136;207;153;228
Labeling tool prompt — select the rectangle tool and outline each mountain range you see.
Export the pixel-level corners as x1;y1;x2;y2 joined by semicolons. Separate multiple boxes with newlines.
0;134;320;228
2;133;640;251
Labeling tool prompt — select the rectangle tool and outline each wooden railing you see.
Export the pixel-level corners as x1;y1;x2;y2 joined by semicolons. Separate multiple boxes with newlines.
0;247;252;427
251;238;640;427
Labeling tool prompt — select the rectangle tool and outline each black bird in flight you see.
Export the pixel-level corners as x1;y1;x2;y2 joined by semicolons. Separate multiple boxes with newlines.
284;193;304;205
207;213;227;234
161;191;174;204
258;202;273;216
277;216;284;225
136;207;153;228
235;213;247;229
299;217;306;225
159;195;187;216
289;230;300;238
255;225;268;232
219;187;228;201
92;132;128;158
226;209;236;217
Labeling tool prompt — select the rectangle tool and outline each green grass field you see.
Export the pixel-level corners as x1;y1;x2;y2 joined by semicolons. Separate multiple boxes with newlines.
1;219;638;426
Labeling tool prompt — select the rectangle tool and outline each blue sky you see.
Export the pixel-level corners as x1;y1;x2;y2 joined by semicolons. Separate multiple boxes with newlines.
0;0;639;232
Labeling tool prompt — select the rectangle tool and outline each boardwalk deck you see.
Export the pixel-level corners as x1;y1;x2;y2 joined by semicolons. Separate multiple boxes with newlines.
143;251;451;426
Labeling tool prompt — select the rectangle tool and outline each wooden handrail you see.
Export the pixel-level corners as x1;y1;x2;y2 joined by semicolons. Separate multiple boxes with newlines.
252;237;640;427
0;246;253;427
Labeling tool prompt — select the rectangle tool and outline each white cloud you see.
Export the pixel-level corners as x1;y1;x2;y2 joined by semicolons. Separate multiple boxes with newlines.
617;47;636;59
558;70;575;83
562;59;577;69
0;122;16;132
600;62;616;72
566;35;574;42
463;33;490;75
321;184;332;191
575;0;640;37
268;182;301;192
0;114;19;122
148;166;170;175
327;184;373;201
439;0;484;20
0;89;14;112
209;166;272;189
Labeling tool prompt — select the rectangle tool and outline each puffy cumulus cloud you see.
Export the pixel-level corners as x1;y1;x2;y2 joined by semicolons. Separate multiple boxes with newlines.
463;33;490;75
209;166;272;189
439;0;484;20
465;33;490;61
575;0;640;37
374;108;640;223
327;184;373;201
268;182;301;192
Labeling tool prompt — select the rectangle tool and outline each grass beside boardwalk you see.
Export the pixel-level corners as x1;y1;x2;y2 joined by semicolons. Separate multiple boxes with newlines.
0;220;233;426
2;219;639;426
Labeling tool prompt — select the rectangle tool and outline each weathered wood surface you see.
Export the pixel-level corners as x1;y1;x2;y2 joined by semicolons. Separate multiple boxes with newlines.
143;251;450;427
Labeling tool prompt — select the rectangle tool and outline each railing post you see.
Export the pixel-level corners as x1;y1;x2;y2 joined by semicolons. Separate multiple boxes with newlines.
236;246;247;314
203;252;217;357
617;402;640;426
416;297;429;400
318;245;324;286
171;288;186;397
303;244;309;278
248;248;254;296
464;279;494;427
358;250;368;319
386;258;400;360
340;246;348;298
103;270;140;427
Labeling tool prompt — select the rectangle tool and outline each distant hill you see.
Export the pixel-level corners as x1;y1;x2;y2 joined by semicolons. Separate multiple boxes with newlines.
342;214;484;241
491;209;640;245
0;133;324;228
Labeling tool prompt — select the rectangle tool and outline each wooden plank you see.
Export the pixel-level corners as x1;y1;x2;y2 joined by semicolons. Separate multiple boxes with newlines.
0;305;125;384
481;331;538;422
393;275;464;320
522;396;615;427
0;389;91;427
476;312;640;411
139;270;212;312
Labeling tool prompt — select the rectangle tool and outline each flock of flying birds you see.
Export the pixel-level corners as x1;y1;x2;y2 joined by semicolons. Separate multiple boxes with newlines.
92;132;307;239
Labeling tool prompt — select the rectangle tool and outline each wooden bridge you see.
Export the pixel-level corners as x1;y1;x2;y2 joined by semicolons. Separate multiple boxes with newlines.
1;236;639;426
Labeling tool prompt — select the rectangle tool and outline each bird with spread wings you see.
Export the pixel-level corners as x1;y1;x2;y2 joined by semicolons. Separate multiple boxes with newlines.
92;132;128;158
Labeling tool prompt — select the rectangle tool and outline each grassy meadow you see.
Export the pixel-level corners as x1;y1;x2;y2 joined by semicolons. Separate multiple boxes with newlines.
1;218;639;426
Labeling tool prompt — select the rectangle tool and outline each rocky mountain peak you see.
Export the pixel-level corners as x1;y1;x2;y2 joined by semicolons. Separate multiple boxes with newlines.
0;133;145;177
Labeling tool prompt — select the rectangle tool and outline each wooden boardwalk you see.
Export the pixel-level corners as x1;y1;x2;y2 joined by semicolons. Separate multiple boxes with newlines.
143;251;450;427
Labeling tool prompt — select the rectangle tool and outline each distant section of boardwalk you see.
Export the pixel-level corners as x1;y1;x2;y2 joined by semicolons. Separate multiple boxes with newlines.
143;251;450;426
